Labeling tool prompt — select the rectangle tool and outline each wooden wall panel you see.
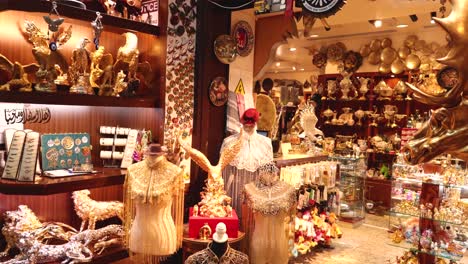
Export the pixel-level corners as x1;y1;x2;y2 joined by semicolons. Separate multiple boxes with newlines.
189;1;230;206
253;15;293;77
24;105;163;165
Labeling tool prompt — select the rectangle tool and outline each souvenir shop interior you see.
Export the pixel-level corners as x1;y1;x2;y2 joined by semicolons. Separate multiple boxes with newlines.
0;0;467;263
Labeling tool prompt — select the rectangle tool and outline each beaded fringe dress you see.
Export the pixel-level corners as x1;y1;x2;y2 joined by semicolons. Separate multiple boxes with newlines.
123;156;185;264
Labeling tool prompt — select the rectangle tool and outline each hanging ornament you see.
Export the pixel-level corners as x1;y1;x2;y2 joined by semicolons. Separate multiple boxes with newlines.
43;0;64;51
91;12;104;50
296;0;347;37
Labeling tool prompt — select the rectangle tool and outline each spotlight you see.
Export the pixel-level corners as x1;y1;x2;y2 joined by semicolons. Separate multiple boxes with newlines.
289;47;297;52
410;14;418;22
431;11;437;24
300;68;305;71
374;20;382;28
431;19;436;24
292;66;296;71
309;34;319;38
396;24;408;28
276;62;280;67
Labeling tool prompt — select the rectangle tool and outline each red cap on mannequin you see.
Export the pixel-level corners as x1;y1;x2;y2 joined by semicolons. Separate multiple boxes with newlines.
241;108;259;125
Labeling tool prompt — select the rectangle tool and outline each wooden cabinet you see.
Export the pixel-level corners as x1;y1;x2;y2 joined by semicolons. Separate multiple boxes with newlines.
0;1;167;262
365;178;392;209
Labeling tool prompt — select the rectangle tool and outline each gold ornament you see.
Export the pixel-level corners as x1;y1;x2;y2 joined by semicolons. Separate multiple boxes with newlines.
72;189;124;231
404;0;468;164
69;38;94;94
23;20;72;92
179;129;243;217
405;54;421;70
398;46;411;59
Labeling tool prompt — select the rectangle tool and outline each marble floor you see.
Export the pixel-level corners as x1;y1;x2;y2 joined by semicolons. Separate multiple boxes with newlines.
290;214;468;264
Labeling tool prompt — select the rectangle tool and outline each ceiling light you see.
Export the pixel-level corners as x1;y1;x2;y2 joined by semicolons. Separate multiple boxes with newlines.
396;24;408;28
289;47;297;52
276;62;280;67
309;34;319;38
374;20;382;28
292;66;296;71
300;68;305;71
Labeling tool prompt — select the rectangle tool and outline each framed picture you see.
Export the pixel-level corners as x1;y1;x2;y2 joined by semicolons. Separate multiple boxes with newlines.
209;77;229;107
232;21;254;57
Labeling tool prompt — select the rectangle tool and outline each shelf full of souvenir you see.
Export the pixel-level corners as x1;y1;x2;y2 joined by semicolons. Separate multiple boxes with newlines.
292;164;342;257
0;2;158;108
387;155;468;263
0;125;152;195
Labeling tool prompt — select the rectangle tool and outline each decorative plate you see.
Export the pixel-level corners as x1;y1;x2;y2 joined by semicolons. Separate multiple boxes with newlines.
232;21;254;57
312;52;327;68
209;77;228;106
343;51;363;73
437;66;459;90
214;35;237;64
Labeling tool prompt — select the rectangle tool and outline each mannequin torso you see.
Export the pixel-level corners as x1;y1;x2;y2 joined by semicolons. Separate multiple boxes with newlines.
124;155;184;259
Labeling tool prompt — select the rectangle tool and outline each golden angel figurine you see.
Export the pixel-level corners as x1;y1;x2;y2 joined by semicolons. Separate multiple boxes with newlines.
23;20;72;92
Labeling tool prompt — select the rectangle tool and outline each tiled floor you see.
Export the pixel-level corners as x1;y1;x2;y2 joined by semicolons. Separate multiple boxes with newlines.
290;214;468;264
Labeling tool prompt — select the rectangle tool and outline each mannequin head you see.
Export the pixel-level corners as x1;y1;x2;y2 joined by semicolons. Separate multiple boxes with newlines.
240;108;259;135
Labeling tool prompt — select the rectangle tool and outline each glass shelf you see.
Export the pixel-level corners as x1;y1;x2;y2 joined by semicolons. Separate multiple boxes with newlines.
389;210;468;229
387;242;464;262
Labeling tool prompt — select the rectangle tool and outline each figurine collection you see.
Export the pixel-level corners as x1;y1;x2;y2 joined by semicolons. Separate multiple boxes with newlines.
0;3;152;97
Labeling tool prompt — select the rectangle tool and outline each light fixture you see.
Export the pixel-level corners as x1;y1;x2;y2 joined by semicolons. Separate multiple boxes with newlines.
309;34;319;38
374;20;382;28
396;24;408;28
299;68;305;71
431;11;437;24
276;62;280;67
289;47;297;52
292;66;296;71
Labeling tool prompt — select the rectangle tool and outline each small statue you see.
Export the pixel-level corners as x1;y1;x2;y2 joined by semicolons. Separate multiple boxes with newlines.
0;55;39;92
24;20;72;92
112;70;127;96
90;46;115;96
69;38;93;94
115;32;139;81
193;205;199;217
102;0;119;16
72;189;124;231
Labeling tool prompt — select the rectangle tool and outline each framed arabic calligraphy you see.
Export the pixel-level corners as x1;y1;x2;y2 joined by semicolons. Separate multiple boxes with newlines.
17;131;40;182
2;130;26;180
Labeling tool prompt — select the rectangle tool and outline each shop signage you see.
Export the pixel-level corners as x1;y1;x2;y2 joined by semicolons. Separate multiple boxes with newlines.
141;0;159;26
3;107;51;125
235;79;245;95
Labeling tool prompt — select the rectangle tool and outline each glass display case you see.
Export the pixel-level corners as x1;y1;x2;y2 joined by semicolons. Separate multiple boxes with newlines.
331;156;366;223
388;163;468;263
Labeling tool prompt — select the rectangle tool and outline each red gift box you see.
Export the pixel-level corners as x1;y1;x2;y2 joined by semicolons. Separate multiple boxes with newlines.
188;207;239;239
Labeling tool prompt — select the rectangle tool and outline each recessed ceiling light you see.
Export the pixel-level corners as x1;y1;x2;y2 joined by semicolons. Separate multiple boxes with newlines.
276;62;280;67
289;47;297;52
292;66;296;71
396;24;408;28
374;20;382;28
309;34;319;38
300;68;305;71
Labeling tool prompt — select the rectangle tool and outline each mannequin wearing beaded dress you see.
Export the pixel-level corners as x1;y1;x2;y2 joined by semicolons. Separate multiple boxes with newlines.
124;144;185;263
221;108;273;220
242;163;296;264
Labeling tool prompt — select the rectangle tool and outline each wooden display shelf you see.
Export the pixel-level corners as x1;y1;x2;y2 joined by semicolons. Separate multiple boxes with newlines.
0;0;160;35
0;167;126;195
274;154;329;167
0;91;160;108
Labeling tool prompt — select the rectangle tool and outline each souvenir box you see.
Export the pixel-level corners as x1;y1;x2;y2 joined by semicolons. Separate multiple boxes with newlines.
40;133;92;171
188;207;239;239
